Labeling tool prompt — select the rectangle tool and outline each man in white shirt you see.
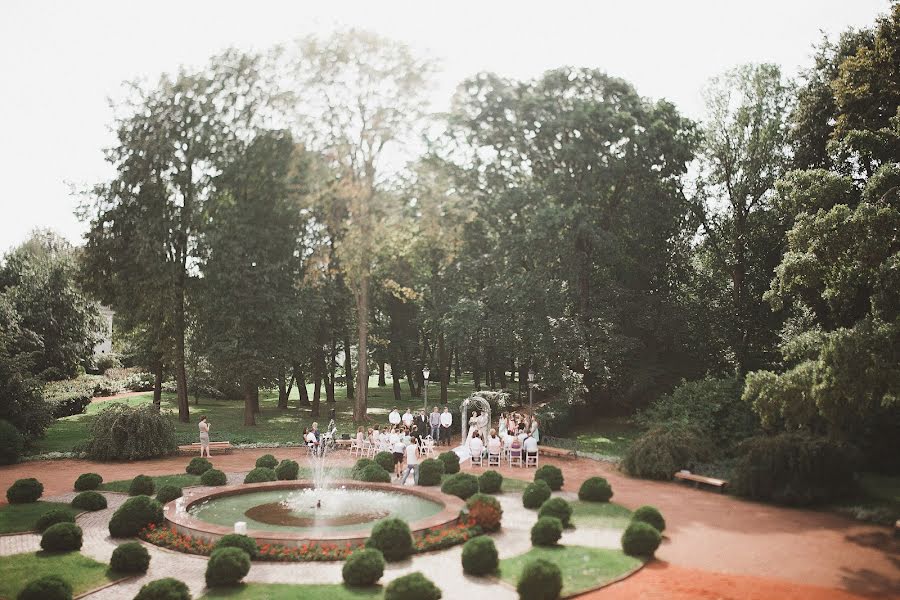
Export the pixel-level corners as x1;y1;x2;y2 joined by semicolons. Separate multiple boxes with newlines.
440;406;452;446
524;434;539;457
400;439;420;485
388;408;401;427
402;409;413;427
468;432;484;459
487;432;502;456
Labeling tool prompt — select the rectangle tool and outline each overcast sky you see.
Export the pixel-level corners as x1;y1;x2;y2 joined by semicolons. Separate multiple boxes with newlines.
0;0;889;254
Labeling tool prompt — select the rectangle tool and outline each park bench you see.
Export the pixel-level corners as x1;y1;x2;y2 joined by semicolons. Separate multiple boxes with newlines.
178;441;233;455
674;470;727;492
539;445;577;459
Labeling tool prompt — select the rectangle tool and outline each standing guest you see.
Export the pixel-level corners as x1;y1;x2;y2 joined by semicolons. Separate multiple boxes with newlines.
530;417;540;444
392;435;405;478
498;413;507;437
402;408;414;428
440;406;453;446
389;407;401;427
429;406;442;442
198;416;211;458
400;438;420;485
411;424;422;444
414;410;428;439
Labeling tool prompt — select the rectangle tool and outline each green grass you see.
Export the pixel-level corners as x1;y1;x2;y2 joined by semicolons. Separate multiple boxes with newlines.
201;583;384;599
570;417;641;459
99;474;202;493
0;552;118;599
0;501;82;534
570;501;633;529
500;477;529;493
499;545;642;596
831;472;900;524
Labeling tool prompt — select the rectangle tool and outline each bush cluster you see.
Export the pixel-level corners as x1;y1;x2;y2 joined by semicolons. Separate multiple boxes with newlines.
466;493;503;531
7;478;43;504
156;485;183;505
534;399;575;438
244;467;277;484
441;473;479;500
384;572;442;600
530;516;563;546
82;404;176;461
538;497;572;528
356;463;391;483
342;548;385;586
110;541;151;573
516;558;563;600
71;491;107;511
275;459;299;480
632;505;665;532
215;533;258;558
40;522;83;552
522;480;551;509
109;495;164;538
185;457;212;475
534;465;564;491
129;475;155;496
622;426;710;480
205;547;251;587
42;378;94;419
578;477;613;502
73;472;102;491
461;536;498;575
0;419;24;465
621;521;661;557
374;451;395;473
438;451;460;474
201;468;227;486
365;518;413;562
35;509;75;532
418;458;445;486
17;575;72;600
255;454;278;469
477;469;503;493
133;578;191;600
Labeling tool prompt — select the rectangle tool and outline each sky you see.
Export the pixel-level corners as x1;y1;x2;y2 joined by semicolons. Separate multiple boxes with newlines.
0;0;890;254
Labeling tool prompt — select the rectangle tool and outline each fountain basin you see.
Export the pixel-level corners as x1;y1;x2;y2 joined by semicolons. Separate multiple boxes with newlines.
164;480;465;547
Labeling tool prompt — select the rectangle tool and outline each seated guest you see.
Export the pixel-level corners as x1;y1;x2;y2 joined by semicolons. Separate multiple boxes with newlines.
487;429;502;456
523;433;538;457
356;426;365;445
510;434;523;460
468;431;485;458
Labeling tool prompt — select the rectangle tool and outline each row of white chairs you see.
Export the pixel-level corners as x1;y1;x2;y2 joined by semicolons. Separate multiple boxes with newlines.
470;447;539;468
348;436;439;459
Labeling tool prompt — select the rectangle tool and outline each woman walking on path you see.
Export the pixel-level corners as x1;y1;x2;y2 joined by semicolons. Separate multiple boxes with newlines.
198;416;211;458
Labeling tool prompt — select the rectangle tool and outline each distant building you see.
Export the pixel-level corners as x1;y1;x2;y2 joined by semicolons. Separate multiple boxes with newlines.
93;305;114;355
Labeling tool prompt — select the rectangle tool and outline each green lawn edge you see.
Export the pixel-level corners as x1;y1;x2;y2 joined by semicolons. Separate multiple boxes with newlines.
0;501;82;534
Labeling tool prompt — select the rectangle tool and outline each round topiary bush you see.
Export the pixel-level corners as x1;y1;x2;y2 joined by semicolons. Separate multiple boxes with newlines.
522;480;551;509
0;419;24;466
186;457;212;475
205;547;251;587
40;522;83;552
353;457;374;474
578;477;613;502
374;451;395;473
255;454;278;469
156;485;182;505
441;472;479;500
461;536;498;575
438;451;460;474
342;548;385;586
516;558;563;600
357;464;391;483
17;574;72;600
110;541;151;573
71;491;107;511
418;458;445;486
133;578;191;600
201;468;227;486
73;473;102;491
215;533;258;559
530;516;563;547
275;459;300;480
621;520;662;557
365;518;413;562
632;505;665;532
384;571;442;600
108;495;164;538
538;497;573;528
534;465;564;491
35;509;75;532
466;493;503;531
477;469;503;494
128;475;155;497
243;467;277;484
7;478;43;504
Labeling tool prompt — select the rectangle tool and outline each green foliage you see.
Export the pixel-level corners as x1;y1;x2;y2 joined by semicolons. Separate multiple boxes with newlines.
438;451;460;474
441;473;478;500
384;572;442;600
110;541;151;573
205;547;251;587
461;536;498;575
351;458;374;477
341;548;385;586
40;522;83;552
42;378;93;419
365;518;414;562
477;469;503;494
82;404;176;461
129;475;155;496
71;491;107;511
73;473;102;491
275;459;299;480
133;578;191;600
534;400;574;437
243;467;277;484
466;493;503;532
215;534;259;559
522;480;551;509
631;506;666;532
155;485;183;505
578;477;613;502
255;454;278;469
0;295;51;439
374;451;395;473
538;497;573;528
17;575;72;600
35;509;76;532
621;521;662;557
533;465;564;491
201;469;227;486
621;426;709;480
7;478;43;504
185;457;212;475
417;458;444;486
530;516;563;546
516;558;563;600
355;464;391;483
0;419;24;464
108;495;163;538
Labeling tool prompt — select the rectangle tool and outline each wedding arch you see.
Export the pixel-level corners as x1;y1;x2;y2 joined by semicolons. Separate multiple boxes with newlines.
461;395;491;441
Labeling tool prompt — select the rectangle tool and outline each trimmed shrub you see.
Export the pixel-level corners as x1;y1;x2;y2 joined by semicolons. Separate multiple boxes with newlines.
438;451;460;474
516;558;563;600
356;464;391;483
384;572;442;600
17;575;72;600
255;454;278;469
40;522;83;552
110;541;151;573
7;478;43;504
205;547;251;587
243;467;277;484
156;485;182;505
71;491;107;511
418;458;445;486
82;403;176;461
622;426;709;480
632;505;665;532
275;459;299;480
374;451;395;473
215;533;258;559
578;477;613;502
461;536;498;575
352;457;374;474
522;480;551;509
621;521;661;557
133;578;191;600
0;419;24;465
530;516;563;546
365;518;413;562
109;495;164;538
185;457;212;475
477;469;503;493
342;548;385;586
74;473;102;491
441;473;478;500
129;475;155;497
533;465;564;491
538;497;573;528
35;508;75;532
201;468;227;486
466;493;503;532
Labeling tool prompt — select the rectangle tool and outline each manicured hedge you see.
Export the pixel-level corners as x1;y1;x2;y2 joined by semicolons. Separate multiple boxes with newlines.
365;518;414;562
438;451;460;474
418;458;444;486
374;451;395;473
133;578;191;600
129;475;154;496
110;541;151;573
522;480;551;509
201;468;227;486
530;516;563;547
108;495;164;538
466;493;503;532
441;473;478;500
40;522;83;552
71;491;107;511
342;548;385;586
17;575;72;600
0;419;23;465
356;464;391;483
186;457;212;475
516;558;563;600
384;572;442;600
7;478;43;504
533;465;564;491
255;454;278;469
205;547;251;587
578;477;613;502
275;459;300;480
631;505;665;532
156;485;183;505
244;467;277;484
73;473;102;491
538;497;572;528
621;521;662;557
35;509;75;532
477;470;503;493
461;536;498;575
215;533;258;559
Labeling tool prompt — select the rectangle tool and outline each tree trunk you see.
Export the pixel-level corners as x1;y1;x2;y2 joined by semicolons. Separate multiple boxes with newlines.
405;367;418;398
378;361;386;386
454;352;460;383
312;355;322;418
438;333;449;405
733;210;748;375
498;365;507;390
173;314;190;422
252;384;260;414
344;336;354;399
327;342;337;403
325;368;335;403
277;375;289;409
243;378;256;426
391;361;403;402
473;351;481;390
152;358;163;412
353;276;369;422
295;364;310;406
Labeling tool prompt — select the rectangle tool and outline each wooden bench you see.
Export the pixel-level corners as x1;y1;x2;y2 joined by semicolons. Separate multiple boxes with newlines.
674;471;727;492
539;445;577;459
178;441;233;455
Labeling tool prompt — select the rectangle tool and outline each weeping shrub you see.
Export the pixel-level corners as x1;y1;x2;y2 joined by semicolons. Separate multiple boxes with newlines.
622;426;710;480
81;403;176;461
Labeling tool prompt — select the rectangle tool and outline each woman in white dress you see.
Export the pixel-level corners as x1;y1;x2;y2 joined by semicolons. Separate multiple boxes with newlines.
467;411;479;441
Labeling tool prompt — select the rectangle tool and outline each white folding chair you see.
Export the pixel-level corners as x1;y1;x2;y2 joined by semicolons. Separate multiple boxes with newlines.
525;451;539;468
488;452;501;467
349;438;361;457
470;451;483;467
508;450;522;468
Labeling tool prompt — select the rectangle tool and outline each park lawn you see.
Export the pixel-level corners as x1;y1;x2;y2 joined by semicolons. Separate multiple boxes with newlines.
570;501;633;529
500;477;529;493
201;583;383;599
499;545;643;596
0;501;82;534
0;551;118;599
99;474;202;493
570;417;641;460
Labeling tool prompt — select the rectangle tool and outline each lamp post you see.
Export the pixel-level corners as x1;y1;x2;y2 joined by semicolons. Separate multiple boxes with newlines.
422;367;430;412
528;369;535;424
